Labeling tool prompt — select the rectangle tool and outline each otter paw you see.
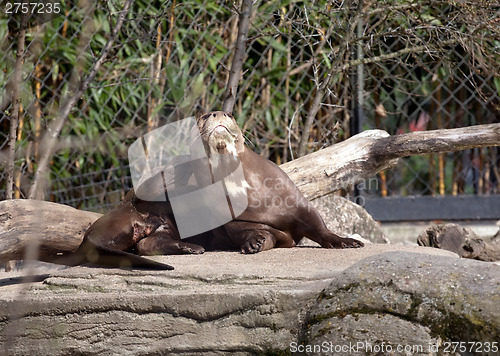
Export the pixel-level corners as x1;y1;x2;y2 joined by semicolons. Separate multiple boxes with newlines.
179;243;205;255
323;237;364;249
241;236;267;254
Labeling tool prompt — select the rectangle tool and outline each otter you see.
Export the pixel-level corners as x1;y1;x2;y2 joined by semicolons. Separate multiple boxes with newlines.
60;111;362;270
182;111;363;253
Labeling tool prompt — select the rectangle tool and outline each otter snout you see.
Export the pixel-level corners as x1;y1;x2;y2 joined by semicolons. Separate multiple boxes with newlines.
197;111;244;156
214;125;229;136
208;125;234;154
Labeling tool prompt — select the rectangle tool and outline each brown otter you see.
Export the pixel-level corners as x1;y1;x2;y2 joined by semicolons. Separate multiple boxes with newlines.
50;188;205;270
183;111;363;253
50;192;176;270
59;111;362;270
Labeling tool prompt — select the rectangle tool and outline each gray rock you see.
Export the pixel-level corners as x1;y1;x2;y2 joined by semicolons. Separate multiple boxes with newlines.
0;245;460;355
311;195;389;243
304;251;500;355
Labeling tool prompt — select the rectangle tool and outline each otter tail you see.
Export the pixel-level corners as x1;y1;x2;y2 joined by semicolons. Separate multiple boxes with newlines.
45;242;174;270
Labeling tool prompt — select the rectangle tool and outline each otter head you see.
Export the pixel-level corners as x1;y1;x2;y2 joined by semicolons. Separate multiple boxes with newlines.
196;111;245;157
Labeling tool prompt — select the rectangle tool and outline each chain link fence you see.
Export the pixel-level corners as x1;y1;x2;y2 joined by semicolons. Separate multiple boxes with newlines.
1;0;499;215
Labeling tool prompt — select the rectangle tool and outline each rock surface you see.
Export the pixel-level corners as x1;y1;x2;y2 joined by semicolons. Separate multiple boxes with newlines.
311;195;389;244
0;244;479;355
304;252;500;356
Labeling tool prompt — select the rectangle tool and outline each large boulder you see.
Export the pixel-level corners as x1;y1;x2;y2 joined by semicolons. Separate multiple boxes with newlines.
304;251;500;355
5;244;497;355
311;195;388;244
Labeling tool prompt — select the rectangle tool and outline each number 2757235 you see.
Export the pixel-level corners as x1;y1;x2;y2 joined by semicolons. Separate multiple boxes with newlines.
5;2;61;15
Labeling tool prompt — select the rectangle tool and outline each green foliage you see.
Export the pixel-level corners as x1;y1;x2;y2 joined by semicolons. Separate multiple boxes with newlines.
1;0;498;207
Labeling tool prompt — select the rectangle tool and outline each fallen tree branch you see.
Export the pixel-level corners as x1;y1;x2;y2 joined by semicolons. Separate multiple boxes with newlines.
282;130;398;200
373;123;500;159
282;123;500;200
418;223;500;262
0;200;101;261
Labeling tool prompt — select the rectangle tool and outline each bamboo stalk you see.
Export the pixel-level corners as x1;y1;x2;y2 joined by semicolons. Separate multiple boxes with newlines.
14;104;24;199
283;5;291;164
436;84;445;196
452;79;466;195
34;63;42;159
164;0;176;64
5;5;27;200
147;24;162;132
476;101;485;194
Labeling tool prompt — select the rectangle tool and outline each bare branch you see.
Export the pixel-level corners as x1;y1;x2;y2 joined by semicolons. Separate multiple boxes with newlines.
297;0;359;157
221;0;253;114
340;39;458;71
374;123;500;160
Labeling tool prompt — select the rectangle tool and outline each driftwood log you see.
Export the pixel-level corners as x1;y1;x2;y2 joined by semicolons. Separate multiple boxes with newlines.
1;123;499;263
0;200;100;262
282;123;500;200
418;223;500;262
